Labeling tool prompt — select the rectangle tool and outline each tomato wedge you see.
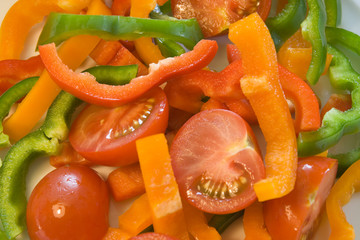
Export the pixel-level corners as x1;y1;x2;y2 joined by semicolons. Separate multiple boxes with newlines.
172;0;272;38
170;109;265;214
69;87;169;166
263;156;338;240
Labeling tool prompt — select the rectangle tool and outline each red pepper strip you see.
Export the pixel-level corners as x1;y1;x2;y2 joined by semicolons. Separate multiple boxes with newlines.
227;44;321;132
200;98;228;111
0;55;44;94
229;13;297;201
225;99;258;124
320;93;352;120
90;40;122;65
49;142;92;168
38;40;217;107
112;0;132;16
109;43;149;76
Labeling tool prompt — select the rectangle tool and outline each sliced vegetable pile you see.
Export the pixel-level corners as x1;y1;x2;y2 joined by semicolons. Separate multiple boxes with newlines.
0;0;360;239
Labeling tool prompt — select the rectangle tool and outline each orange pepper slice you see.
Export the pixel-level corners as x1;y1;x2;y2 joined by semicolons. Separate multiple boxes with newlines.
243;201;271;240
3;0;111;141
136;134;189;240
229;13;297;201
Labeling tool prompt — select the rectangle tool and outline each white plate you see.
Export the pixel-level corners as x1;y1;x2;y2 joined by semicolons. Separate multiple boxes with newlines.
1;0;360;239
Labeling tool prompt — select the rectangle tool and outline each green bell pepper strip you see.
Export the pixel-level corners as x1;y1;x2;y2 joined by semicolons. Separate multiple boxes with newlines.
0;65;138;239
150;4;186;57
329;147;360;177
297;44;360;157
208;211;244;234
300;0;327;85
0;77;39;148
325;0;341;27
325;27;360;56
37;12;203;50
266;0;307;51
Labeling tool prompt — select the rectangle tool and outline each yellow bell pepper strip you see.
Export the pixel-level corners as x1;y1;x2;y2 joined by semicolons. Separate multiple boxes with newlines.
0;56;44;94
38;40;217;107
181;199;222;240
117;194;153;235
103;227;133;240
243;202;271;240
131;0;165;65
326;159;360;240
3;0;111;141
136;134;190;240
0;0;92;60
229;13;297;201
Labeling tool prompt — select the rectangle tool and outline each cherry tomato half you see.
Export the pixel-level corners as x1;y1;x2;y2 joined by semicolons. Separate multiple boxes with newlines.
172;0;272;38
69;87;169;166
26;165;109;240
170;109;265;214
263;156;338;240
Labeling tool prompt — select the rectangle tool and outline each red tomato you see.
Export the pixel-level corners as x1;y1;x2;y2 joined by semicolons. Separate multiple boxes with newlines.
69;87;169;166
170;109;265;214
172;0;272;37
263;156;338;240
130;233;179;240
26;165;109;240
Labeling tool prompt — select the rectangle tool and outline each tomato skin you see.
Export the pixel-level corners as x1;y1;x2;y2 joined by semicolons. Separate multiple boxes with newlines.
26;165;109;240
69;87;169;166
130;233;180;240
170;109;265;214
172;0;272;38
263;157;338;240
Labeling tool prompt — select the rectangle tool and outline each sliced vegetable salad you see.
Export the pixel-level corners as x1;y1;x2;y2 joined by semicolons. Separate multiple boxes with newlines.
1;0;360;239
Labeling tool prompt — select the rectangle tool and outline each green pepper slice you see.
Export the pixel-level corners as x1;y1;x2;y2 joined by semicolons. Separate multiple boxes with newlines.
325;0;341;27
37;13;203;50
301;0;327;85
266;0;307;51
0;77;39;148
0;65;138;239
297;44;360;157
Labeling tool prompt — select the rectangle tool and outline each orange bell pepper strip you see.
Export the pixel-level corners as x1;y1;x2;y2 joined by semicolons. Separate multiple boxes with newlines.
181;199;221;240
136;134;190;240
320;93;352;120
107;163;145;201
0;56;44;94
326;159;360;240
37;40;217;107
229;13;297;201
243;201;271;240
90;40;122;65
278;47;333;80
109;43;149;76
227;44;321;133
117;193;153;235
0;0;92;60
3;0;111;141
49;142;92;168
130;0;164;65
103;227;132;240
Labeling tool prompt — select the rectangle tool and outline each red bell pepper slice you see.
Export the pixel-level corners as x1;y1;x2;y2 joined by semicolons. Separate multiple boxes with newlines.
38;40;217;107
0;55;44;94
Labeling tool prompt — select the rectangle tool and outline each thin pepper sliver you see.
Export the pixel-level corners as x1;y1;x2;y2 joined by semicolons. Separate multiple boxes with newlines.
229;13;297;201
3;0;111;141
136;134;190;240
38;40;218;107
326;160;360;240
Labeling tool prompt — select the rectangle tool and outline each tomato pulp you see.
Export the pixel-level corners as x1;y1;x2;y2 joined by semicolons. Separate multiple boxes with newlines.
69;87;169;166
26;165;109;240
263;156;338;240
170;109;265;214
172;0;272;37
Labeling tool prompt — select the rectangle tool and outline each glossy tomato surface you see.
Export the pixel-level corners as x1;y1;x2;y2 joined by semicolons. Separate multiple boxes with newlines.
172;0;272;37
170;109;265;214
26;165;109;240
264;157;338;240
69;87;169;166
